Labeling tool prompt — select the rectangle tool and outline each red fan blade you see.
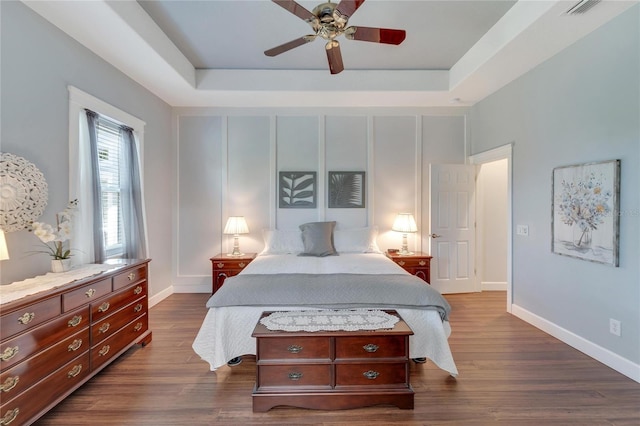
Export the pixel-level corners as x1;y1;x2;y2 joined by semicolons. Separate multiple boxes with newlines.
325;40;344;74
335;0;366;18
265;35;316;57
345;26;406;45
272;0;316;22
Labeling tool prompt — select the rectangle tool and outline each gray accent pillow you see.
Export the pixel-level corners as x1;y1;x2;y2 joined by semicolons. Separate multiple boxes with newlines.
298;221;338;257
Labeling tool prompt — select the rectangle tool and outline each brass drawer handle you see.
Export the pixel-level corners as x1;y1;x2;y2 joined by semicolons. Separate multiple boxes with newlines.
419;260;426;266
0;376;19;393
133;285;143;295
85;288;96;298
17;312;35;325
398;261;405;266
98;302;110;313
0;346;19;362
128;272;136;281
288;372;303;381
133;322;143;332
134;303;143;313
68;315;82;327
68;339;83;352
98;345;110;357
287;345;303;354
98;323;110;334
216;262;224;268
67;364;82;378
1;408;19;425
363;370;380;380
238;262;246;268
363;343;379;353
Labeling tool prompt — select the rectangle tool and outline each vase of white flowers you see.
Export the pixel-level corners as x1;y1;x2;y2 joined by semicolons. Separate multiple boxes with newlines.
31;200;78;272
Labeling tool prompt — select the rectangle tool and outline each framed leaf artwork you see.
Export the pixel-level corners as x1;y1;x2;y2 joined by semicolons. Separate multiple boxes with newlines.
328;171;365;208
279;171;317;208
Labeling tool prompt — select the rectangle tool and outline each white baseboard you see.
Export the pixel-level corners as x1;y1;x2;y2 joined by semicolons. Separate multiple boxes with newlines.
512;304;640;383
148;285;173;308
481;281;507;291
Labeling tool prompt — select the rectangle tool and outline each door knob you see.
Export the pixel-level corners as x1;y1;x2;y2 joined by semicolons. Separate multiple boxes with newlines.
430;233;442;238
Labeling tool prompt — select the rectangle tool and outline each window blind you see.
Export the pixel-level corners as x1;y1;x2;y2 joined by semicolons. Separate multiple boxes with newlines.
96;117;123;256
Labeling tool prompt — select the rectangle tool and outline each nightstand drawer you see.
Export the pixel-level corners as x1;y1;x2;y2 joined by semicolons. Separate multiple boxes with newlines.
335;363;409;387
393;258;429;268
258;337;331;361
335;335;407;359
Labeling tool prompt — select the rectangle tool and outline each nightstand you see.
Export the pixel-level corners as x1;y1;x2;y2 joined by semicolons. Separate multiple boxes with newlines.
385;251;432;284
210;253;257;293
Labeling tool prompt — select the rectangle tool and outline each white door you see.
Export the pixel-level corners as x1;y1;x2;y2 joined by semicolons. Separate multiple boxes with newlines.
429;164;478;294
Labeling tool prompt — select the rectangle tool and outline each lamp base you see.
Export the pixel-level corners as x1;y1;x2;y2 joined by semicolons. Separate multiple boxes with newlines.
398;250;414;256
227;252;245;257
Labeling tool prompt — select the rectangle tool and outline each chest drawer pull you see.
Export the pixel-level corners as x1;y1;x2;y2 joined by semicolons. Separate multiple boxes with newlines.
239;262;246;268
216;262;224;268
68;339;83;352
67;364;83;378
134;303;143;313
1;346;19;362
287;345;303;354
1;408;19;425
419;260;426;266
68;315;82;327
98;345;110;357
363;370;380;380
128;272;136;281
288;372;303;381
133;322;143;332
85;288;96;298
98;302;110;313
17;312;35;325
1;376;19;393
134;285;143;295
98;323;110;334
363;343;379;353
398;261;405;266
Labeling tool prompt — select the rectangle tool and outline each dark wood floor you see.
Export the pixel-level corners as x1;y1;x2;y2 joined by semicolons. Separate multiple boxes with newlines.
35;292;639;425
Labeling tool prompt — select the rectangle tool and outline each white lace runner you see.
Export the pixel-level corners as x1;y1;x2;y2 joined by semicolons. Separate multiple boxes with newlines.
260;309;399;332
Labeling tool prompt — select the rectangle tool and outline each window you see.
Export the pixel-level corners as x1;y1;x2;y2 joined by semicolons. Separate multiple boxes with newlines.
95;117;124;257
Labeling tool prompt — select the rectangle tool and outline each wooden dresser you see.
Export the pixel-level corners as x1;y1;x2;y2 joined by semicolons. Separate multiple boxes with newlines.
0;260;152;426
210;253;256;293
251;310;414;412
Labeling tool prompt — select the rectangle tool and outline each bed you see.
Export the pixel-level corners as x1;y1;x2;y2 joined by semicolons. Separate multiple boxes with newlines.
192;224;458;377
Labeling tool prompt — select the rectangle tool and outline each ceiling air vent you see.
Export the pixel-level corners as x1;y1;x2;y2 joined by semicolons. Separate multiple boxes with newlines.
566;0;601;15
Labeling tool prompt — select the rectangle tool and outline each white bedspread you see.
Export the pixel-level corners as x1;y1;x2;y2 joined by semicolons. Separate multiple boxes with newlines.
192;253;458;377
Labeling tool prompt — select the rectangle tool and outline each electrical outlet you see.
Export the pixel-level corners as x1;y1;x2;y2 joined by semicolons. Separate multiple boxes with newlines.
516;225;529;236
609;318;621;336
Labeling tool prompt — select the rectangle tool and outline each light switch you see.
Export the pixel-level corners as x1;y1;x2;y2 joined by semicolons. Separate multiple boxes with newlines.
516;225;529;236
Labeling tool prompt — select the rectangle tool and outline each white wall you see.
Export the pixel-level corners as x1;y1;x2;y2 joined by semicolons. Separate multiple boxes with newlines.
172;110;468;292
0;1;174;299
470;5;640;376
477;159;508;290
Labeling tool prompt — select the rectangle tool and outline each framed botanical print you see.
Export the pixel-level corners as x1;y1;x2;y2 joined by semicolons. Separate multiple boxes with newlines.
551;159;620;266
328;171;365;208
279;171;317;208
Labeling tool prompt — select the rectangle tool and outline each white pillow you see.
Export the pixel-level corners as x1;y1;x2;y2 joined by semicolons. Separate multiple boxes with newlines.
261;229;305;254
333;226;382;253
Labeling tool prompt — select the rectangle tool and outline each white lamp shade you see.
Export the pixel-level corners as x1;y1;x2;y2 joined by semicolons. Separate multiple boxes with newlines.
223;216;249;235
0;230;9;260
392;213;418;233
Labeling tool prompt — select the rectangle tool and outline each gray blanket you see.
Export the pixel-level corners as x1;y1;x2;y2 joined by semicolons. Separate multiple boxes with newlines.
207;273;450;321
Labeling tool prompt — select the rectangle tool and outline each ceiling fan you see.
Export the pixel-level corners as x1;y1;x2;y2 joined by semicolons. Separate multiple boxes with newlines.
265;0;407;74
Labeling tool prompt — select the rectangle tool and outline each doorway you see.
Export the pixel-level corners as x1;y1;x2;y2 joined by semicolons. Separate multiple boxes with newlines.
470;144;513;313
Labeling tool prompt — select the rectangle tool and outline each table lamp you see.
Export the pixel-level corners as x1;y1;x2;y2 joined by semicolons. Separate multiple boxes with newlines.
392;213;417;256
223;216;249;256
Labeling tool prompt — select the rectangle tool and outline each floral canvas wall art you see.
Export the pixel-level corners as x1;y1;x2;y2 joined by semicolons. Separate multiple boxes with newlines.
552;159;620;266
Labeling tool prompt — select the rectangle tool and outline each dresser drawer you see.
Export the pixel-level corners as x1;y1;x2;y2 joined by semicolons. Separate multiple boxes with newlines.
91;282;147;323
0;327;89;401
335;363;409;387
92;298;147;344
335;335;407;360
62;278;112;312
0;352;90;426
1;307;89;372
91;314;148;371
0;296;61;340
257;337;331;361
257;364;332;389
113;265;147;290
